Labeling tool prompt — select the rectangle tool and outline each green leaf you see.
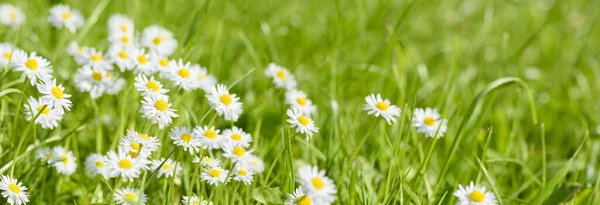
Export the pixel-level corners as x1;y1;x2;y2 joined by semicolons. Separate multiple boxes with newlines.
252;186;286;204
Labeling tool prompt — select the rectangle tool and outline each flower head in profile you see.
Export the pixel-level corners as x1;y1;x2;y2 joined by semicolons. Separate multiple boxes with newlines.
296;166;337;204
0;175;29;205
48;4;84;33
113;188;148;205
363;93;401;124
37;76;72;113
11;51;52;85
412;107;448;138
286;108;319;140
206;84;243;122
140;94;178;129
454;181;497;205
0;4;25;29
265;63;296;90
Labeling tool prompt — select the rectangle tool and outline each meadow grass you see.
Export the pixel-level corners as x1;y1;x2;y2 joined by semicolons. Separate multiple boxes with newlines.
0;0;599;204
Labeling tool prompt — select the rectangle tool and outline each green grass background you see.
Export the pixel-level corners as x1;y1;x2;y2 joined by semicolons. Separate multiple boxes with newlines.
1;0;599;204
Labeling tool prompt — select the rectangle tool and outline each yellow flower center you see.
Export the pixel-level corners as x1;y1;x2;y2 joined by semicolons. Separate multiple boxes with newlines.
424;117;436;126
146;81;160;92
296;97;307;106
469;191;485;202
238;169;247;176
62;12;72;20
159;58;169;67
129;150;139;158
95;161;104;168
37;105;50;115
131;142;140;150
297;196;312;205
91;53;102;62
233;146;246;157
311;177;324;190
2;51;11;59
152;37;162;45
297;115;310;126
51;86;64;99
162;163;172;169
8;184;20;194
180;133;192;143
205;129;217;139
155;99;168;111
276;70;285;79
92;72;103;81
138;133;150;140
203;157;212;162
45;153;54;159
137;55;148;64
8;11;16;20
61;155;69;164
121;36;130;44
231;133;242;141
25;58;38;70
376;102;389;111
119;159;133;169
199;74;207;80
118;50;128;59
120;25;127;32
124;192;137;200
178;68;190;78
220;94;232;105
209;169;221;177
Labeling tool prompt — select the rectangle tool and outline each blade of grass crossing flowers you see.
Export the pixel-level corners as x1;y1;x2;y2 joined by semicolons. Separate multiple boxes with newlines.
475;127;493;184
434;77;538;195
475;156;504;205
529;132;588;205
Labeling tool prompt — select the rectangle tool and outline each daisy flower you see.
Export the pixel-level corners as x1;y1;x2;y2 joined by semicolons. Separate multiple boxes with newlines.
74;65;109;99
232;164;255;184
412;107;448;138
206;84;243;121
106;150;144;181
106;77;126;95
117;135;153;160
151;158;182;178
200;165;229;186
222;142;254;163
264;63;297;90
140;25;177;56
107;45;135;71
52;146;77;176
286;108;319;140
285;89;317;115
363;93;401;124
286;187;313;205
152;56;171;75
126;129;161;152
182;195;212;205
134;75;168;97
166;59;198;91
36;147;55;164
192;126;223;150
169;127;201;154
0;175;29;205
23;97;63;129
193;156;221;168
222;126;252;148
0;43;22;66
140;94;178;129
77;48;113;70
107;14;134;36
37;76;72;113
132;48;154;75
296;166;337;204
66;41;88;59
11;51;52;85
0;4;25;29
454;181;498;205
113;188;148;205
193;66;217;92
85;154;109;178
48;4;84;33
241;155;265;173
